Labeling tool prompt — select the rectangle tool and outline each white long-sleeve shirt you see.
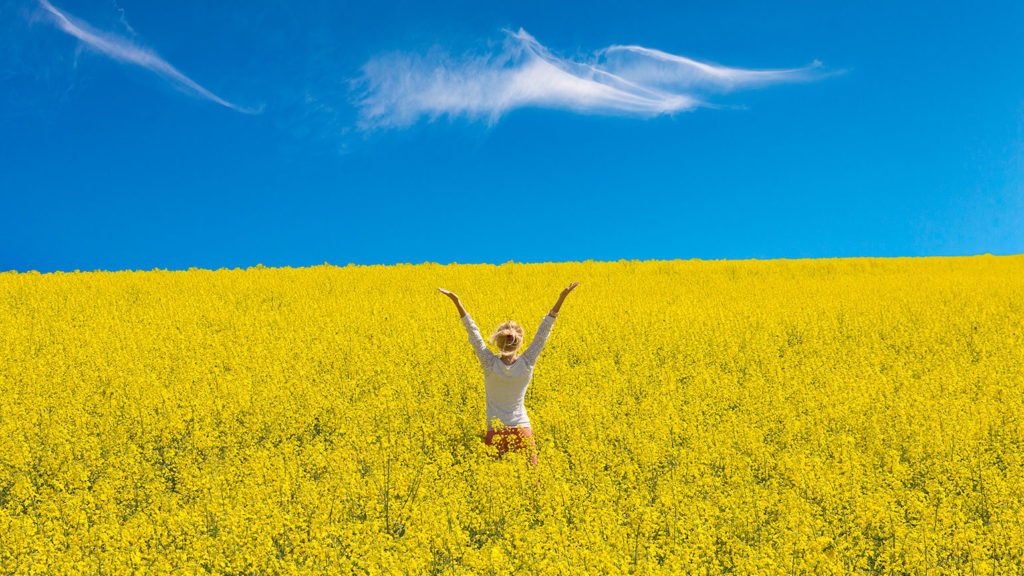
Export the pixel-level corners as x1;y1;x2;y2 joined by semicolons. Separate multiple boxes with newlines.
461;313;557;430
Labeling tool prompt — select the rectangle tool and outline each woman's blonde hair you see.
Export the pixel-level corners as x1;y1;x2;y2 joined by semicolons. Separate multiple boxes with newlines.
488;321;524;358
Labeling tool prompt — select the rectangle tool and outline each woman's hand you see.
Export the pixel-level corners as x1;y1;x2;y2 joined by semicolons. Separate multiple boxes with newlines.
439;288;468;317
549;282;579;317
437;287;460;302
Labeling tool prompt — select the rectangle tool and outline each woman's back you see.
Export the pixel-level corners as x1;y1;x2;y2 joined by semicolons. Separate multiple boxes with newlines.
461;313;556;429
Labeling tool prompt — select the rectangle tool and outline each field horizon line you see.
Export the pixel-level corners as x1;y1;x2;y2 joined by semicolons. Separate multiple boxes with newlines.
3;252;1022;276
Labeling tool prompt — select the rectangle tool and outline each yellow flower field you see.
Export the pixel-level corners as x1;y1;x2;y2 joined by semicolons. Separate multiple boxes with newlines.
1;256;1022;575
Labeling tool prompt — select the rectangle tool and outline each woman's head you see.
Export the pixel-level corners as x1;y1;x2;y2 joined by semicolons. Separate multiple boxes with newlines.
488;321;524;358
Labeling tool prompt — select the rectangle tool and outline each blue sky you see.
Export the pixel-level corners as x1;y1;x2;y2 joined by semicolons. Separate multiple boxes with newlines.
2;0;1022;272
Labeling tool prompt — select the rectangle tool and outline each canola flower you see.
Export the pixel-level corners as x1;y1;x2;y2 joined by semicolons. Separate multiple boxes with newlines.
0;256;1022;575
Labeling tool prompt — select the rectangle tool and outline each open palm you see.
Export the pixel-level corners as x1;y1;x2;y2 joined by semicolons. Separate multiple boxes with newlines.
437;287;459;301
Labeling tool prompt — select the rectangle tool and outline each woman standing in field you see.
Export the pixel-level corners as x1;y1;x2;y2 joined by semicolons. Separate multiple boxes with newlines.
438;282;580;466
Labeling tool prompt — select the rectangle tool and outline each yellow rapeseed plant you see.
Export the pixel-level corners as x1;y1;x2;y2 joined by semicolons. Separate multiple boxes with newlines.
1;256;1022;574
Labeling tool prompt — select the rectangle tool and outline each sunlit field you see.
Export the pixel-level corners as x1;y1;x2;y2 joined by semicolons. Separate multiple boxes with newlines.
1;256;1022;575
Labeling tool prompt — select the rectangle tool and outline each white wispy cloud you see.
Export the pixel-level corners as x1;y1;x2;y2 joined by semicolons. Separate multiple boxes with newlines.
37;0;256;113
355;28;826;130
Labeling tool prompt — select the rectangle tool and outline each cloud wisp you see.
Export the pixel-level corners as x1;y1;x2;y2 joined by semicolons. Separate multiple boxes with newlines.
36;0;256;113
355;28;826;130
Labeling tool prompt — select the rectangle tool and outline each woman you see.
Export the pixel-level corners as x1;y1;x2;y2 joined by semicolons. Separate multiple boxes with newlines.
437;282;580;466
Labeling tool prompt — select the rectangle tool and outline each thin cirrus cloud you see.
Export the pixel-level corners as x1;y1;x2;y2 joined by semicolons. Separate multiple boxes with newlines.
36;0;256;113
355;28;828;130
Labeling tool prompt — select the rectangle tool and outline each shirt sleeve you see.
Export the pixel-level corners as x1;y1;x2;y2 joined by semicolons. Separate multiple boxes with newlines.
520;314;557;365
460;314;493;367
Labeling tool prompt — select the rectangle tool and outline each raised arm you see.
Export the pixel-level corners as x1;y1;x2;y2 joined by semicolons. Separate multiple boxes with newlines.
437;288;468;317
546;281;579;319
438;288;492;367
521;282;579;364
